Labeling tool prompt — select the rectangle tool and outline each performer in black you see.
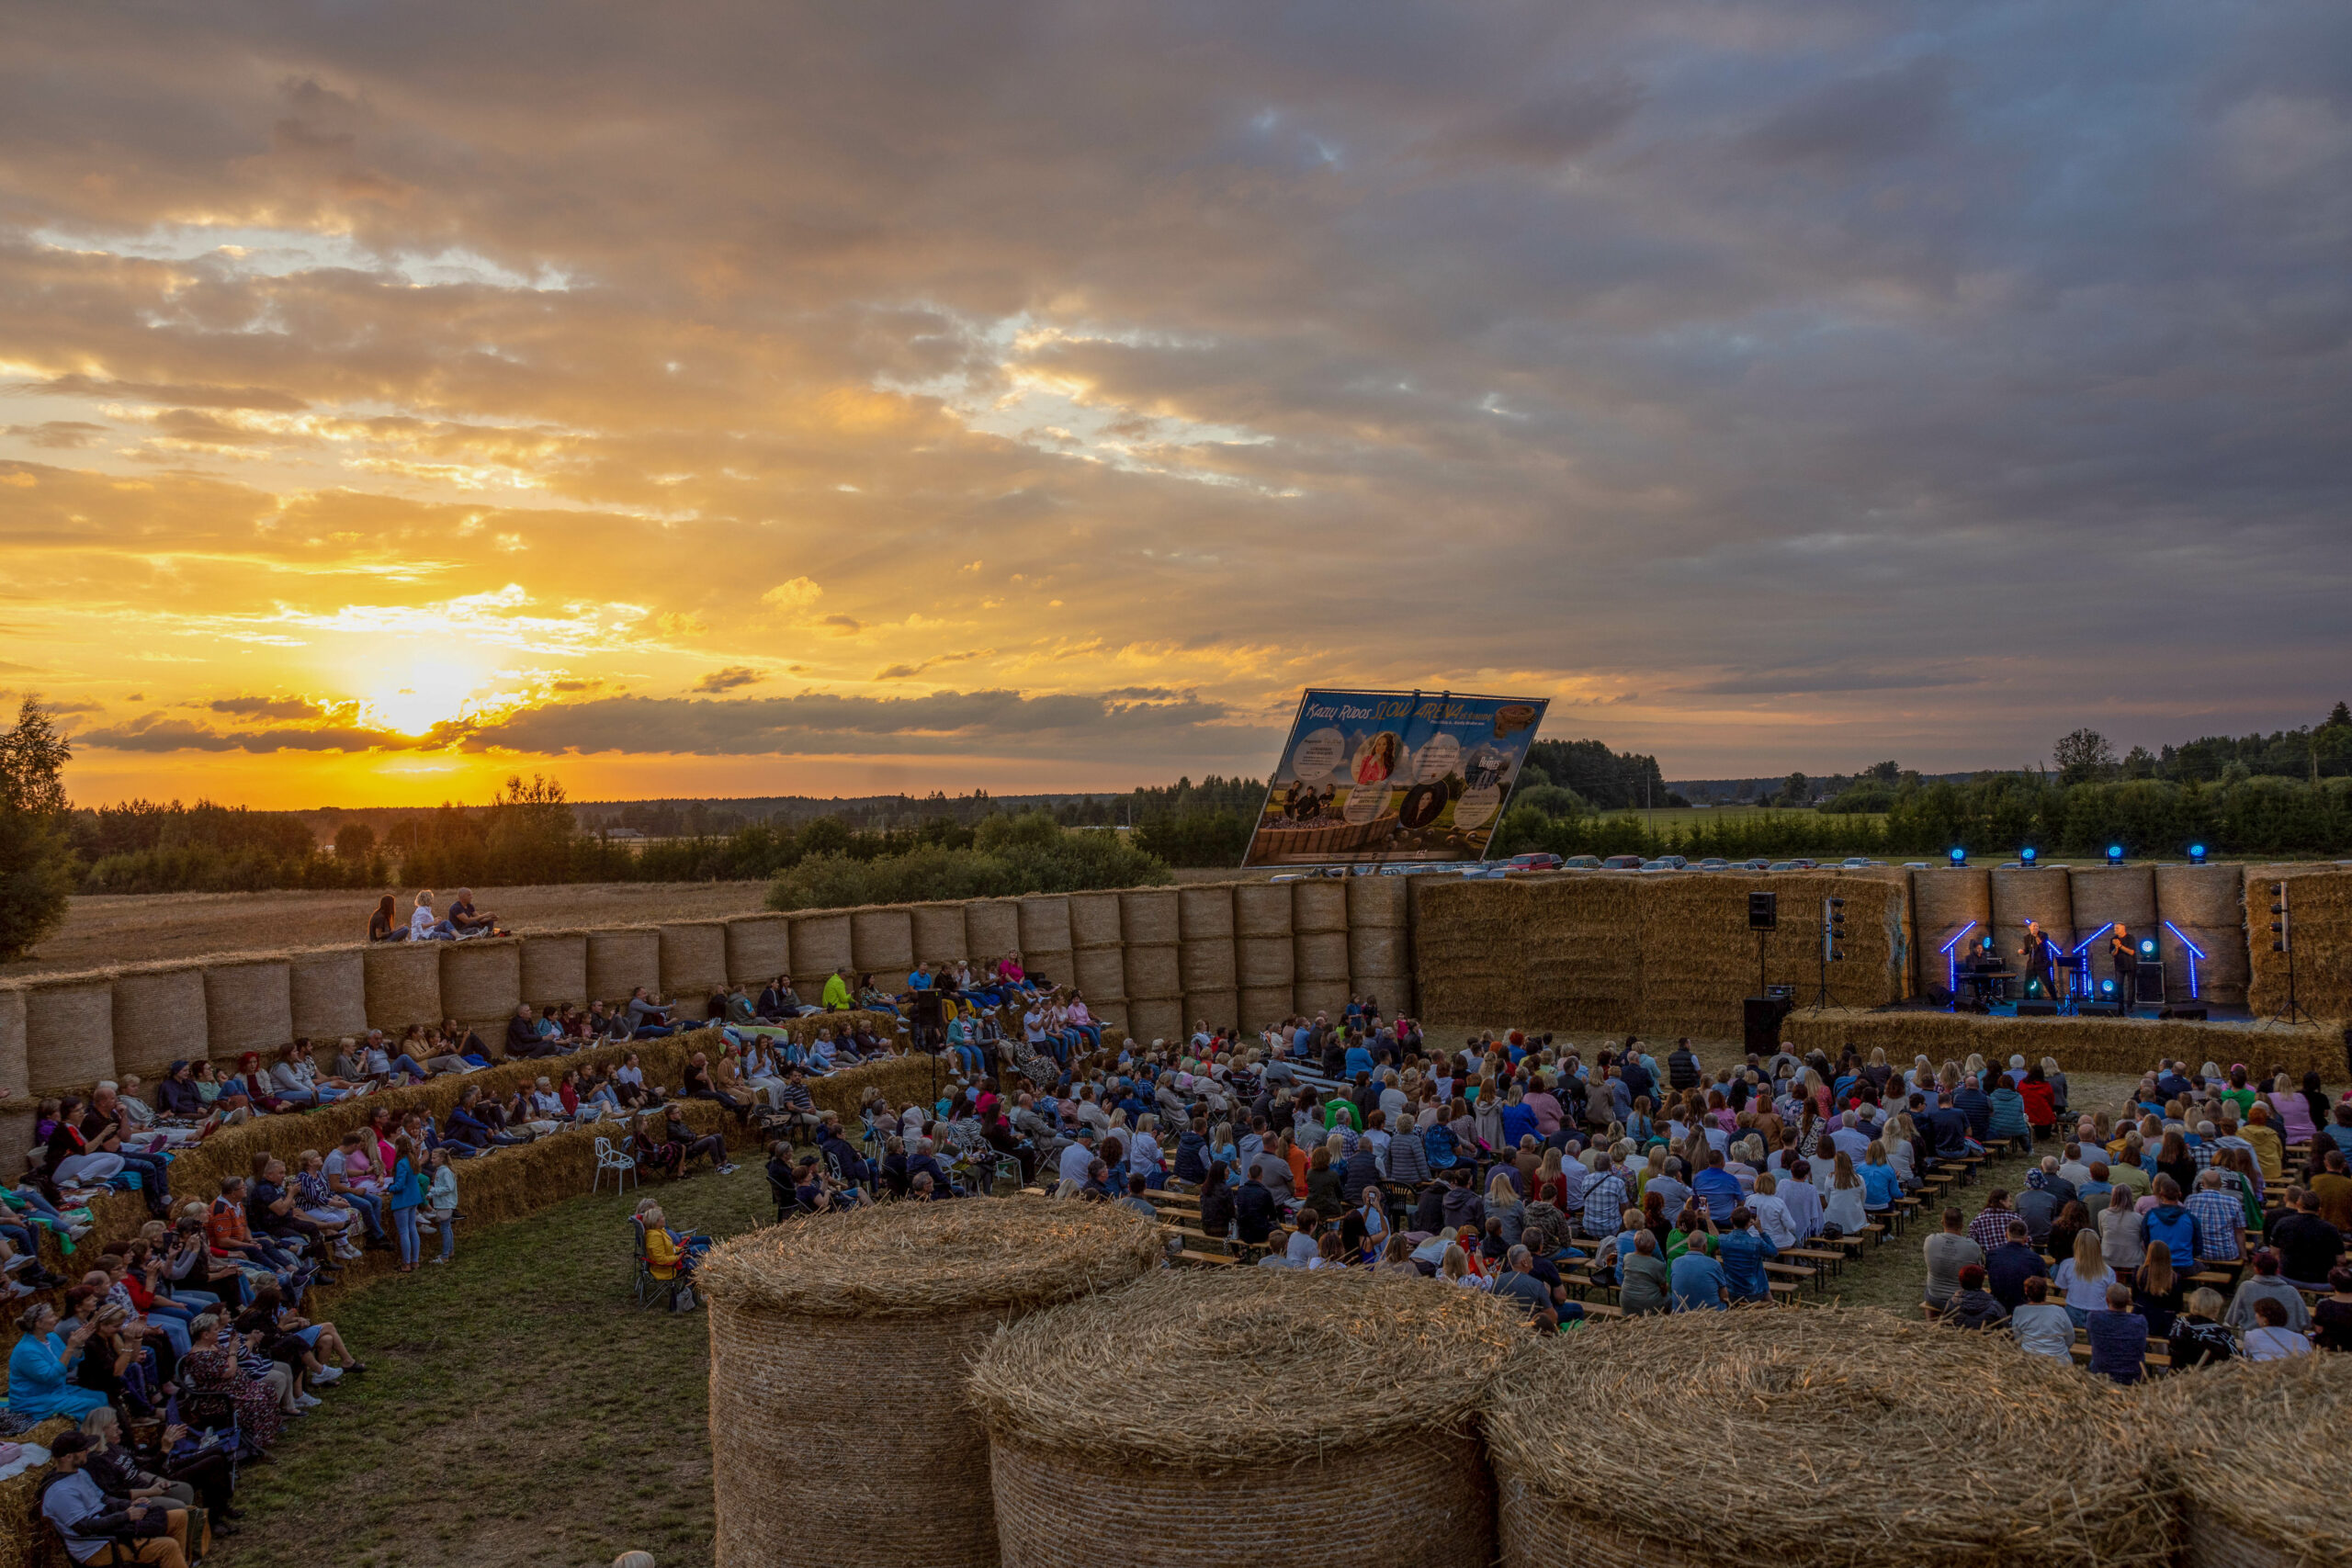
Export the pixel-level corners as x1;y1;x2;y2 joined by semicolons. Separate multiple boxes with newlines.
2109;923;2139;1004
2018;919;2054;999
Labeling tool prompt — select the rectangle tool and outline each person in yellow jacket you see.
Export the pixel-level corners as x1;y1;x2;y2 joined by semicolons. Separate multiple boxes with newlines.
821;967;854;1011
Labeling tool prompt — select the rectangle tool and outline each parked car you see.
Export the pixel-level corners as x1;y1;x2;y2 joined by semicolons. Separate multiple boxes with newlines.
1559;855;1603;870
1600;854;1646;870
1786;858;1817;869
1741;857;1773;870
1766;860;1803;872
1506;852;1565;871
1839;857;1881;869
1697;858;1730;871
1638;858;1679;871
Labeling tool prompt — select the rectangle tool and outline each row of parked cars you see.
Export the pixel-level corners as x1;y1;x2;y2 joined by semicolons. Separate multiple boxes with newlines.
1272;854;1904;881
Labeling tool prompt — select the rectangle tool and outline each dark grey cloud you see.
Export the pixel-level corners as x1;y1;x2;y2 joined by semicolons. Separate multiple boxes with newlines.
691;665;766;693
206;695;325;718
1742;56;1951;165
79;716;414;752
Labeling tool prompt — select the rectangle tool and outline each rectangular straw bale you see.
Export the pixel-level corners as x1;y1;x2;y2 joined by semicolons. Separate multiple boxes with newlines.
110;963;209;1079
1911;867;1993;994
1412;877;1529;1029
2160;924;2251;1007
2246;866;2352;1021
0;985;26;1095
1634;874;1906;1036
1291;878;1350;933
789;910;854;989
2154;863;2245;930
1017;894;1073;955
723;914;792;985
1238;985;1292;1032
1067;891;1122;950
25;976;115;1094
1118;886;1180;946
1346;874;1408;929
966;897;1022;962
363;942;443;1032
658;920;730;997
1520;874;1636;1033
910;902;968;965
850;906;916;985
1126;997;1183;1047
1990;866;2075;976
288;947;368;1041
438;938;523;1029
2067;865;2157;948
203;955;295;1056
1182;988;1238;1035
1071;946;1127;1005
520;931;590;1008
1123;944;1182;1001
585;926;660;1004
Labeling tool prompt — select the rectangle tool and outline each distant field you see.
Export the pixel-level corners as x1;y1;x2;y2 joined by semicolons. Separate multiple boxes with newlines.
1;883;774;978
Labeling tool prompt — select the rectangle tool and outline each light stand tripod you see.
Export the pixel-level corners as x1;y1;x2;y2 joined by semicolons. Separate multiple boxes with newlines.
1813;895;1850;1011
2264;879;2315;1027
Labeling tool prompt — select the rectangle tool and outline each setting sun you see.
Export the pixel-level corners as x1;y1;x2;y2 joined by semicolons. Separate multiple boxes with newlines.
362;657;490;737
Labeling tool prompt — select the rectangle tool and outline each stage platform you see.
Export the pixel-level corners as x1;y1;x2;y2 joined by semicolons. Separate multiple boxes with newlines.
1781;1005;2345;1083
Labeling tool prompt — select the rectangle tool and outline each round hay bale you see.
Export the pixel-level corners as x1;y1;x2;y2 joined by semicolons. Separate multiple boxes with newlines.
1293;979;1351;1020
724;915;791;986
2067;865;2157;946
1295;929;1351;984
1232;882;1293;940
1911;866;1994;990
288;947;368;1040
2148;1352;2352;1568
789;911;853;987
1182;988;1238;1034
438;939;523;1029
1123;997;1182;1045
1349;922;1405;979
520;931;590;1008
2155;863;2245;930
1070;946;1126;1004
1067;891;1121;950
1178;936;1236;992
698;1197;1161;1568
0;986;27;1093
1123;944;1182;1001
363;942;443;1032
1484;1308;2166;1568
1291;877;1349;932
25;976;114;1094
585;927;660;1004
1236;934;1294;989
964;898;1021;962
850;907;915;978
1017;894;1072;954
1177;884;1234;942
203;956;294;1056
1346;873;1408;928
909;902;967;966
659;920;730;998
970;1270;1518;1568
109;964;209;1079
2161;924;2252;1007
1238;984;1293;1032
1117;886;1179;946
1990;866;2075;975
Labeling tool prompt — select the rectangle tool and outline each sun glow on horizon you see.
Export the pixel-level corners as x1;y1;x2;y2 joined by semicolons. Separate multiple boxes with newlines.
360;656;492;736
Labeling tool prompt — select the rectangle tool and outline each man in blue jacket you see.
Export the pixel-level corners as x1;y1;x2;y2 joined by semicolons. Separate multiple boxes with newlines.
1715;1208;1781;1303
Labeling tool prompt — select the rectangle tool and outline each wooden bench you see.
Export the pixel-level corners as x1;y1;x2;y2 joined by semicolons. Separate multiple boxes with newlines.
1768;1280;1802;1304
1171;1247;1237;1268
1783;1247;1845;1277
1763;1261;1818;1292
2071;1341;2170;1370
1573;1301;1624;1320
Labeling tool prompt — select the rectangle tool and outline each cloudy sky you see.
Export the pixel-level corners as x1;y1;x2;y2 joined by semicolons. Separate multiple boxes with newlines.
4;1;2347;807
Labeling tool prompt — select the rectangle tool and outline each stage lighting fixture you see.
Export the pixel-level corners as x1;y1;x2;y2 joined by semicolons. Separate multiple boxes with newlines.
2101;979;2116;995
1949;847;1967;866
2188;843;2208;864
2106;844;2125;865
2019;847;2038;865
2140;938;2155;957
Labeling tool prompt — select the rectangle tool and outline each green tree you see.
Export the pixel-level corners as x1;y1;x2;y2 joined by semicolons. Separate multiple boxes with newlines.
2052;728;2118;787
1774;772;1811;807
334;821;378;862
0;696;79;961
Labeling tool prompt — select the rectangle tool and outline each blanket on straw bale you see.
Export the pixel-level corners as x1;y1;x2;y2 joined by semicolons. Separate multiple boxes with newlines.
0;1417;74;1568
1781;1008;2341;1081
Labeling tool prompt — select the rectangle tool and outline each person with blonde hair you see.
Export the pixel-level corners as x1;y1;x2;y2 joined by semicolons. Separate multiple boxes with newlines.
614;1554;657;1568
407;889;457;942
2054;1228;2116;1328
1440;1244;1487;1290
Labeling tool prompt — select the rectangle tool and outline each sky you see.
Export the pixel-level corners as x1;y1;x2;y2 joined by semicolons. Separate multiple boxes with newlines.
3;1;2348;809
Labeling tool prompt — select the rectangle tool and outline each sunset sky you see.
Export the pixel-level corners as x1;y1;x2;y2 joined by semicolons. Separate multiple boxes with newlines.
4;3;2347;808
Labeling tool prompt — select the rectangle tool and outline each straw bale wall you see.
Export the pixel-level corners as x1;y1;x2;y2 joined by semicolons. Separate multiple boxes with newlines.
1176;887;1235;1003
24;977;113;1096
2246;866;2352;1021
1347;924;1407;984
362;942;442;1032
1234;885;1295;1015
850;906;915;983
659;920;730;997
910;902;968;965
789;911;853;987
202;955;293;1057
288;946;369;1042
1911;867;1993;992
520;931;590;1009
0;1417;74;1568
1781;1008;2341;1081
1347;873;1408;930
1118;886;1180;946
724;915;792;986
1514;874;1640;1034
1067;891;1121;951
965;898;1021;962
1412;876;1530;1028
585;927;661;1003
1017;894;1072;959
1990;866;2075;973
1238;986;1293;1032
1183;989;1238;1035
0;987;25;1095
1291;878;1349;933
2156;863;2245;929
108;963;209;1079
1122;944;1181;1002
2162;923;2251;1007
1070;947;1126;1007
1127;998;1183;1046
2067;865;2157;945
1235;934;1293;990
1293;980;1351;1019
437;937;523;1032
1293;930;1350;984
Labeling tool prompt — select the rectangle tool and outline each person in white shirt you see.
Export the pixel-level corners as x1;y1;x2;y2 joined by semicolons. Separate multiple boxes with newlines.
1129;1117;1164;1184
1057;1129;1098;1189
2243;1297;2312;1361
1749;1172;1800;1249
1777;1160;1823;1238
409;890;457;942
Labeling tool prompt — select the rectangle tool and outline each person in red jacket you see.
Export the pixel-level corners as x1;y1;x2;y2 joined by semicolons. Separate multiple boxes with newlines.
2019;1065;2058;1134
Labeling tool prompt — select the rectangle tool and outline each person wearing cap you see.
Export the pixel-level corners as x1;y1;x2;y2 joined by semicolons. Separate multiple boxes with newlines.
40;1430;198;1567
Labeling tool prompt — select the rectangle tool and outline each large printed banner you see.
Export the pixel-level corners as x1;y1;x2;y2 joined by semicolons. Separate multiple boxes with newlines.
1241;689;1550;866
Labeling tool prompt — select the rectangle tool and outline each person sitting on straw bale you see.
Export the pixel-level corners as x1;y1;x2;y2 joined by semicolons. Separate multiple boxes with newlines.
291;1152;367;1262
407;889;458;942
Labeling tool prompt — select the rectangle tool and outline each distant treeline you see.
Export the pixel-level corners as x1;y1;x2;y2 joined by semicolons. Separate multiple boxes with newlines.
765;811;1171;911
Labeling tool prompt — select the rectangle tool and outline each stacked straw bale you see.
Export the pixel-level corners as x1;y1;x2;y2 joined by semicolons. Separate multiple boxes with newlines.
789;910;853;990
970;1270;1520;1568
1068;892;1125;1031
438;938;523;1030
2154;864;2248;1007
698;1198;1161;1568
1233;882;1295;1031
910;902;967;967
1121;887;1183;1043
1484;1308;2171;1568
0;985;26;1173
659;920;731;997
1413;877;1529;1027
1069;946;1128;1017
109;962;209;1079
1519;874;1641;1032
25;975;115;1094
1913;866;1994;992
1016;894;1072;987
1066;891;1121;952
0;1416;75;1568
585;927;661;1004
2143;1348;2352;1568
1178;884;1238;1032
520;931;590;1009
288;946;368;1042
965;898;1021;965
204;954;295;1057
850;906;915;987
2067;865;2157;955
363;942;444;1032
1781;1007;2341;1082
724;914;791;986
1347;873;1412;1017
2245;865;2352;1021
1292;877;1355;1019
1991;865;2075;984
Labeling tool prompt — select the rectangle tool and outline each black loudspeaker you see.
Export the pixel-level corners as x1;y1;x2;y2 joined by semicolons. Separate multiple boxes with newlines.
910;988;945;1050
2079;1000;2122;1018
1748;892;1778;931
1745;995;1793;1055
2017;999;2059;1017
2161;1005;2209;1021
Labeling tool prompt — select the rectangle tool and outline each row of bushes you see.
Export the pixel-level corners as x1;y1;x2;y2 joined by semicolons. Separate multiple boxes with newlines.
765;812;1173;910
